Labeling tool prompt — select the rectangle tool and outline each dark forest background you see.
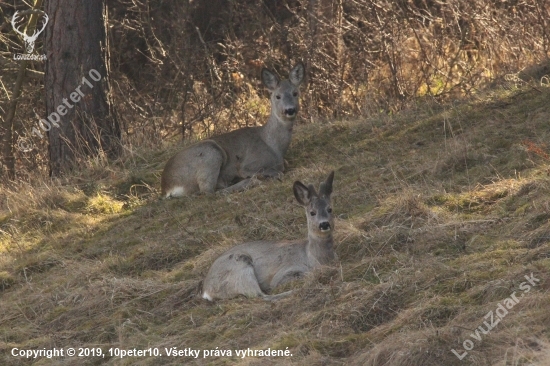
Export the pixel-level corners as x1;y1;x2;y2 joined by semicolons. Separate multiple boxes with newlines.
1;0;549;181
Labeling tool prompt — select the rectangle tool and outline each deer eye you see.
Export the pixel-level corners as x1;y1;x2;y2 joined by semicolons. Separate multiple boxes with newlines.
293;92;298;97
310;211;316;216
327;208;332;213
276;95;281;99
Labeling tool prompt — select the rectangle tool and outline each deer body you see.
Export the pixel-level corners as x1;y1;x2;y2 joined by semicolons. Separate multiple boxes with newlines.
202;172;336;301
161;63;305;198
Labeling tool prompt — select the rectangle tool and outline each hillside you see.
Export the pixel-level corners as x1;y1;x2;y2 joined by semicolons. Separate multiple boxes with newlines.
1;84;550;366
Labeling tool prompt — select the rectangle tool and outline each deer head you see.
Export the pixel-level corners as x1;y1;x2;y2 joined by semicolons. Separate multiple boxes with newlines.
11;11;49;54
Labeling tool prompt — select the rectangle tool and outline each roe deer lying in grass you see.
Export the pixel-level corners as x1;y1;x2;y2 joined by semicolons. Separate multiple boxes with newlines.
161;62;305;198
202;171;336;301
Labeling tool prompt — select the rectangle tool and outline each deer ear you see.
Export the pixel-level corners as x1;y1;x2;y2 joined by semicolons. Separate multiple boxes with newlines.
262;68;279;91
307;184;318;197
289;62;305;86
319;171;334;197
293;181;312;206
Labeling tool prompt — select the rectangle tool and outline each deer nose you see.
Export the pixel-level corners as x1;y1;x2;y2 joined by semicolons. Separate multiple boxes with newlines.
284;108;296;116
319;222;331;231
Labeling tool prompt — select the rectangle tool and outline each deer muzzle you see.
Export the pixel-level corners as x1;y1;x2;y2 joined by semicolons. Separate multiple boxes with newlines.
284;108;296;117
319;222;331;231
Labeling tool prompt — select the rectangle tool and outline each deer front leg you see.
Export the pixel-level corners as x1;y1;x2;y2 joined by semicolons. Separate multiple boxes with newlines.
218;177;262;194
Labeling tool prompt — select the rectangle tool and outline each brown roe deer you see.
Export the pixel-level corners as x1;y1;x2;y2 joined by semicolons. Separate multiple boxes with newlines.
202;172;336;301
161;62;305;197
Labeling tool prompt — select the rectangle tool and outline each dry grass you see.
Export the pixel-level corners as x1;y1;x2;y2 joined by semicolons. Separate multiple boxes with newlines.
1;84;550;365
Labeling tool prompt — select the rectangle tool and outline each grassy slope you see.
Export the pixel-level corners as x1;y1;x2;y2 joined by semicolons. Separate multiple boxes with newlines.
1;86;550;366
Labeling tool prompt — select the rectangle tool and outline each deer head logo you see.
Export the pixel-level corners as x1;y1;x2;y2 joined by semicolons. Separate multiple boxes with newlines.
11;10;49;54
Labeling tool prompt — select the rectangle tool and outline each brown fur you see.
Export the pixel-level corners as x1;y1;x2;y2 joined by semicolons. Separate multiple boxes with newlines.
202;172;336;301
161;63;305;198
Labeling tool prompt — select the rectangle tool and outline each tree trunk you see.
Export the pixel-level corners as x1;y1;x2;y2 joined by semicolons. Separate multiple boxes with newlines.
44;0;120;176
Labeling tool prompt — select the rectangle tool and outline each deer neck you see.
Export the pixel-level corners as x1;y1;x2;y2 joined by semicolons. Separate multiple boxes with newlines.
306;233;335;267
260;112;294;157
